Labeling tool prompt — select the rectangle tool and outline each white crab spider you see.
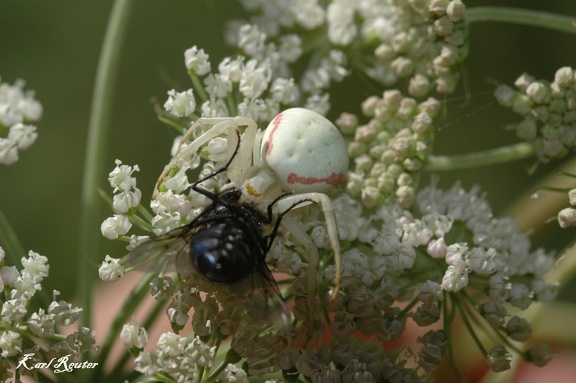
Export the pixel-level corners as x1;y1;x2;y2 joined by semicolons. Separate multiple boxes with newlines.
154;108;349;310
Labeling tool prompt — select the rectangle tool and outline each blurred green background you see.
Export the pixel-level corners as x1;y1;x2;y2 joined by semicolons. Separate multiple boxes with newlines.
0;0;575;301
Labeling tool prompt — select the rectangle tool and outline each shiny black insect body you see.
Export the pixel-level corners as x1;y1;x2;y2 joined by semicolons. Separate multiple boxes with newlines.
125;131;288;307
184;184;280;287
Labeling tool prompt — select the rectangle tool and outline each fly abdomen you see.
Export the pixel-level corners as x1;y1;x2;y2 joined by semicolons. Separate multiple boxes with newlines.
191;222;255;284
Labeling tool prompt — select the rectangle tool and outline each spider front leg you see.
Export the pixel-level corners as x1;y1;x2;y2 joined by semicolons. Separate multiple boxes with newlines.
153;116;257;199
279;214;320;341
273;192;342;299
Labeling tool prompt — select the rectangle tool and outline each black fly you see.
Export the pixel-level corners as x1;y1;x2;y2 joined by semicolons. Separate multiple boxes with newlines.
124;130;292;330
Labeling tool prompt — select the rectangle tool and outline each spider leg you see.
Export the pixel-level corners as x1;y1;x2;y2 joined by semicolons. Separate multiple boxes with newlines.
272;193;342;300
279;215;319;342
190;128;241;200
153;116;255;199
268;193;342;343
225;116;258;185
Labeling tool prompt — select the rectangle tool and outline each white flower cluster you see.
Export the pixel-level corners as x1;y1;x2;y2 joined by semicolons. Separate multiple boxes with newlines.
183;35;331;120
235;0;468;97
134;333;216;381
0;79;42;165
287;338;418;382
338;90;441;208
98;5;555;377
0;247;96;381
101;160;142;240
293;182;556;373
494;66;576;163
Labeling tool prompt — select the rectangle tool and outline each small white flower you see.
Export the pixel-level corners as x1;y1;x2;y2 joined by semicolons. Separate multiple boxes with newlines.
293;0;325;30
108;159;140;193
8;123;37;149
151;211;180;236
121;318;149;349
151;190;192;218
220;363;249;383
201;98;229;117
162;165;192;193
0;265;20;291
310;225;328;249
427;237;447;259
157;332;185;357
304;93;330;115
101;215;132;239
0;138;18;165
164;89;196;117
558;207;576;228
166;302;189;328
270;77;299;104
441;264;469;292
184;46;211;75
278;34;302;62
0;331;21;357
239;59;272;99
204;73;233;99
188;336;216;367
445;243;467;265
28;308;56;337
333;193;364;241
98;255;125;282
236;99;260;121
468;247;496;275
422;212;453;237
2;298;27;322
48;297;82;326
302;67;331;94
12;274;41;300
238;24;266;56
218;56;245;83
327;0;357;45
21;251;49;282
0;79;43;126
113;188;142;213
207;136;228;162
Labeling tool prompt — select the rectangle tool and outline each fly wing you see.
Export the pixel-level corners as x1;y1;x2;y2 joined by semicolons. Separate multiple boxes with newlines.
245;260;293;336
124;226;192;272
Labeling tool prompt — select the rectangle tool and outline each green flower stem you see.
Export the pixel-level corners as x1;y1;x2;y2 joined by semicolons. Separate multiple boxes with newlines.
190;72;210;103
425;142;535;171
78;0;134;328
90;271;157;383
466;7;576;34
0;209;26;265
443;297;464;383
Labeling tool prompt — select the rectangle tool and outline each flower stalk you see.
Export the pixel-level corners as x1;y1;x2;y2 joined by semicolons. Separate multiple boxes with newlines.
425;142;535;171
466;7;576;34
78;0;135;327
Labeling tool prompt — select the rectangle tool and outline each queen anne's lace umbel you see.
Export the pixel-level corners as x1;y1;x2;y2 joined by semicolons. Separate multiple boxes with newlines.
94;0;560;381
